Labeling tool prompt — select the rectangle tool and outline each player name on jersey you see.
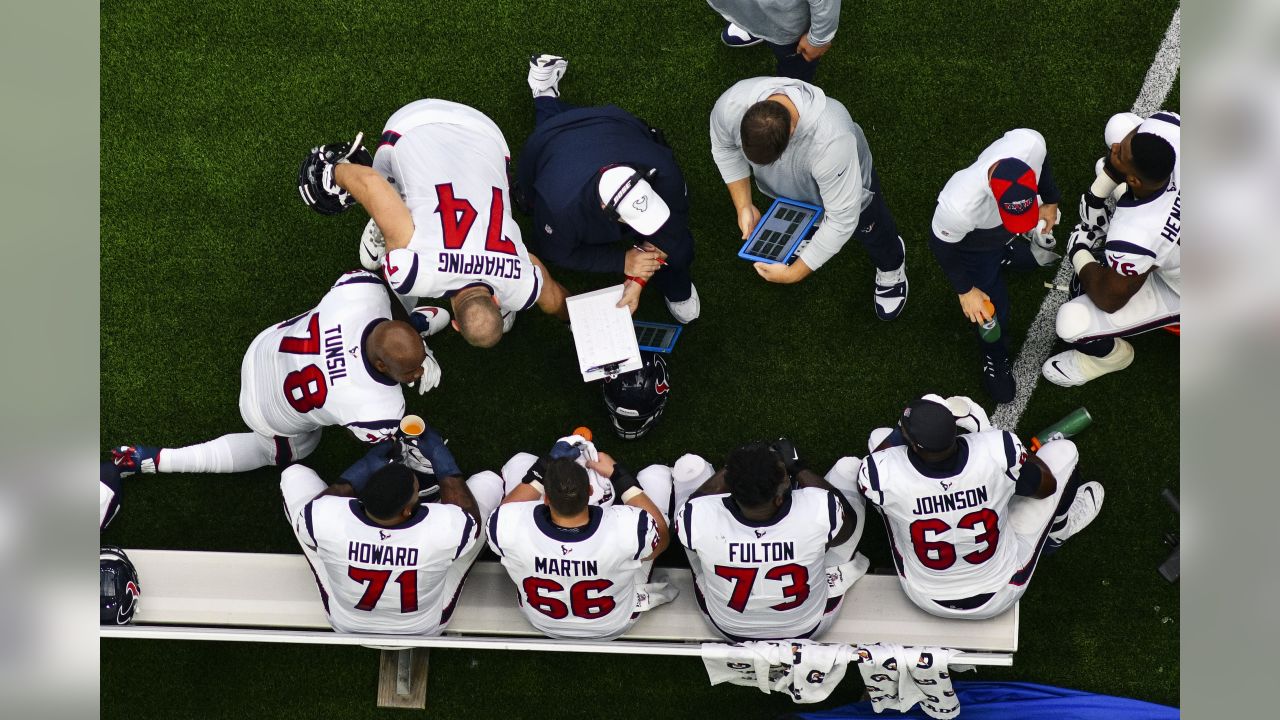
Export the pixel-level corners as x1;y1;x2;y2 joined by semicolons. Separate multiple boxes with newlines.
348;541;419;567
435;250;523;280
324;325;348;382
1159;191;1181;245
913;485;989;516
533;557;600;577
728;541;796;563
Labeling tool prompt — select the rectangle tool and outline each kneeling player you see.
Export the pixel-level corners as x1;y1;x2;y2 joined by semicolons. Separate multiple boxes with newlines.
280;429;502;635
486;452;674;640
677;440;867;641
860;394;1103;620
113;270;437;477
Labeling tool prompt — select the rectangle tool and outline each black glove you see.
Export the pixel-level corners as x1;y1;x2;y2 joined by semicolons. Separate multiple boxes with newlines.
522;456;549;486
770;437;806;477
610;462;642;500
297;132;374;216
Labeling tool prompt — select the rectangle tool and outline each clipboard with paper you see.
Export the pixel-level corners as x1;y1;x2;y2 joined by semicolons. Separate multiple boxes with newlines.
567;285;643;382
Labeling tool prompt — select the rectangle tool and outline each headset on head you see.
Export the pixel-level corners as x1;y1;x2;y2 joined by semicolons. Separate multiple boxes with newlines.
602;165;658;220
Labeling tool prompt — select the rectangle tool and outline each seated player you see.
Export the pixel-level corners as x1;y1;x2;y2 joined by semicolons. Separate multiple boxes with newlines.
100;461;124;531
280;425;503;635
518;54;700;322
298;99;570;348
1043;111;1180;386
860;394;1103;620
485;452;675;640
112;270;441;476
677;440;867;641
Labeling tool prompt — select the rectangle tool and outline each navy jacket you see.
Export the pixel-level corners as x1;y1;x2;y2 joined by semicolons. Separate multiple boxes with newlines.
517;105;690;274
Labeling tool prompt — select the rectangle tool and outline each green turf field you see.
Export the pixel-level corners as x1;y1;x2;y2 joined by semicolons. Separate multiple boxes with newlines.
101;1;1180;715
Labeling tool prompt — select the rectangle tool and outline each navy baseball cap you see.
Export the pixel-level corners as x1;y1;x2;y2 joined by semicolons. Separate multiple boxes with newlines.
899;394;957;453
989;158;1039;234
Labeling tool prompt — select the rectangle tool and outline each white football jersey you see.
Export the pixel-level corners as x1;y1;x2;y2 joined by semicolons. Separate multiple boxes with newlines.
487;501;658;639
296;495;479;635
679;487;845;640
375;99;542;313
1105;111;1181;295
931;129;1050;243
239;270;406;442
858;430;1026;602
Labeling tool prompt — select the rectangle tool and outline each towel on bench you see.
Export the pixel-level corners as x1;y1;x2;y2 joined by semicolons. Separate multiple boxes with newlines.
855;643;971;717
701;640;860;703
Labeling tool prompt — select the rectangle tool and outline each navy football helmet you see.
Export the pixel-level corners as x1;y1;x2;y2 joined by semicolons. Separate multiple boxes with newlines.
100;545;140;626
602;352;670;440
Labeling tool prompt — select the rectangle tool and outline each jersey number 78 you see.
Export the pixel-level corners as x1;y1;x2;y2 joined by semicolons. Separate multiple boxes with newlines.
277;313;328;413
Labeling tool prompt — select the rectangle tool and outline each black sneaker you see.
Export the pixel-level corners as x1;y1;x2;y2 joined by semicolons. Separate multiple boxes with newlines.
981;356;1015;403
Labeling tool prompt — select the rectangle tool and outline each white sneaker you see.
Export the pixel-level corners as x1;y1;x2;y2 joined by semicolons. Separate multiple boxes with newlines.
528;54;568;98
721;23;763;47
1047;481;1104;548
1042;339;1135;387
664;284;701;324
410;306;451;338
873;236;908;321
360;219;385;271
501;310;516;334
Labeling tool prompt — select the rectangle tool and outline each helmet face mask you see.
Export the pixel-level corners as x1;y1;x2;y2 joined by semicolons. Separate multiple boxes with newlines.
603;352;670;440
100;545;140;626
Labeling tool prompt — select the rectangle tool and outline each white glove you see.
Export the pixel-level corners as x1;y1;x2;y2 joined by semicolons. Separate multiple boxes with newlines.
398;439;435;474
413;348;442;395
945;395;992;434
1078;190;1111;233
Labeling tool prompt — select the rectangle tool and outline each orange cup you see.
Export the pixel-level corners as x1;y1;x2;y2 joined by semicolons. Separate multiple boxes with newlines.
400;415;426;437
572;426;593;442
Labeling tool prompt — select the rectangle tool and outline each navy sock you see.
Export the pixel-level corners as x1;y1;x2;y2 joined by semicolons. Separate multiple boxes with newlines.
1075;337;1115;357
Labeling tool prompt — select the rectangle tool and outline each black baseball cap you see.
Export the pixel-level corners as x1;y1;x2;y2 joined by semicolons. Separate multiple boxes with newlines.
899;394;957;452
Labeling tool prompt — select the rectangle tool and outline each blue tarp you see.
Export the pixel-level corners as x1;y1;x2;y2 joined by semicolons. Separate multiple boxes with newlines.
789;682;1178;719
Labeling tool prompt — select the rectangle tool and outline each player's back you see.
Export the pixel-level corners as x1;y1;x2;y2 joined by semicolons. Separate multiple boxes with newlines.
681;487;839;640
240;271;405;440
1108;111;1181;294
867;431;1021;602
488;502;656;639
305;495;477;635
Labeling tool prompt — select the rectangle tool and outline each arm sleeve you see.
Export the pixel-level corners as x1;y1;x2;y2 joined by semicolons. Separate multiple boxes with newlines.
1038;152;1062;205
1014;461;1045;497
485;506;505;558
339;442;397;493
929;231;976;293
676;501;697;551
1104;235;1161;277
806;0;842;45
825;490;849;546
856;457;884;507
451;508;480;561
413;425;462;479
795;134;865;271
710;94;752;185
345;418;402;445
633;509;659;560
296;501;319;551
383;247;436;298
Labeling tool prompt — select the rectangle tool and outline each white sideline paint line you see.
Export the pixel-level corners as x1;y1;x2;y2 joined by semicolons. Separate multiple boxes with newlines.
991;7;1181;432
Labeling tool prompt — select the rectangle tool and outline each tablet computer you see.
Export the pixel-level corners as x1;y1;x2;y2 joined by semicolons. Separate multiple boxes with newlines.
633;321;682;353
737;197;823;265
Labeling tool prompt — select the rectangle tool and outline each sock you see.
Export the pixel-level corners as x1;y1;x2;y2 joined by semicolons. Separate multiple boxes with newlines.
160;433;277;473
1043;469;1087;555
1076;337;1116;358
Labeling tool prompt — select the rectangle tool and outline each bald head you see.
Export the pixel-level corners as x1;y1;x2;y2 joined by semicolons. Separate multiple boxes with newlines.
367;320;426;383
451;287;503;348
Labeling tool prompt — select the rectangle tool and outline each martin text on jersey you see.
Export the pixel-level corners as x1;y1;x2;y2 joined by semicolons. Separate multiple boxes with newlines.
534;557;599;576
913;486;989;515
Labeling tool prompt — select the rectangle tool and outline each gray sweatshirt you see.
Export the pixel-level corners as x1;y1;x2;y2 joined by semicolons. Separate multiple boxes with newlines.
710;77;874;271
707;0;842;46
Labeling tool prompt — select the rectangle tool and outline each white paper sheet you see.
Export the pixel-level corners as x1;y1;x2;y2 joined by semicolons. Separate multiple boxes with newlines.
566;285;642;382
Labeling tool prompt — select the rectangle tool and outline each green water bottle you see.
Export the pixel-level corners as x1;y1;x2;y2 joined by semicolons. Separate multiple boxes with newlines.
978;299;1001;342
1030;407;1093;451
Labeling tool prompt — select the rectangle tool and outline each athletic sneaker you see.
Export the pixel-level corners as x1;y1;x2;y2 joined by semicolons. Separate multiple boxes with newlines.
873;239;909;321
1045;481;1104;551
1042;339;1135;387
981;355;1015;404
665;284;701;324
359;219;385;271
528;54;568;98
721;23;763;47
409;306;451;338
112;445;159;476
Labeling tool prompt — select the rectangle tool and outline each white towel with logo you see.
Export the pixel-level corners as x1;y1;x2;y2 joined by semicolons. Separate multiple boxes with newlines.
855;644;969;718
700;641;859;703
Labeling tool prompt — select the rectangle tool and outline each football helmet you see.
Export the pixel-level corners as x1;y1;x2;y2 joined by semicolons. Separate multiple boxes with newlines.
602;352;670;440
100;545;140;626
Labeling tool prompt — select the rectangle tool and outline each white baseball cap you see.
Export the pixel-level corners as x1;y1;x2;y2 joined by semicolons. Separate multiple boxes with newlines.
597;166;671;236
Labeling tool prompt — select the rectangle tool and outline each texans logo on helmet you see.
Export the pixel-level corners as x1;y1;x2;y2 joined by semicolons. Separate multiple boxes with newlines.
117;581;140;624
655;380;669;394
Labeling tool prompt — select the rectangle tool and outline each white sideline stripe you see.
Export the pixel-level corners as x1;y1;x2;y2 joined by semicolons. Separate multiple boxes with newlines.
99;626;1015;666
991;7;1181;432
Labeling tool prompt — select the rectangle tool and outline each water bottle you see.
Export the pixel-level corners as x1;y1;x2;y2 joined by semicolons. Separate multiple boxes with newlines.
1030;407;1093;451
978;300;1001;343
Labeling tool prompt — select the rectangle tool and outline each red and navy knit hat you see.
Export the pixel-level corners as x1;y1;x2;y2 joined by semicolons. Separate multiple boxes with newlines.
989;158;1039;234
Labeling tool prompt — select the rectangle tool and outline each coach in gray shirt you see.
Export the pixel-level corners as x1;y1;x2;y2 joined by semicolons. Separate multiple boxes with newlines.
710;77;908;320
708;0;841;82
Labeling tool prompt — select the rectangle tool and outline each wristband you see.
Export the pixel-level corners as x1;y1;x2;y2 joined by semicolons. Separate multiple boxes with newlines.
626;275;647;287
1071;245;1099;275
528;480;545;495
1090;173;1119;199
